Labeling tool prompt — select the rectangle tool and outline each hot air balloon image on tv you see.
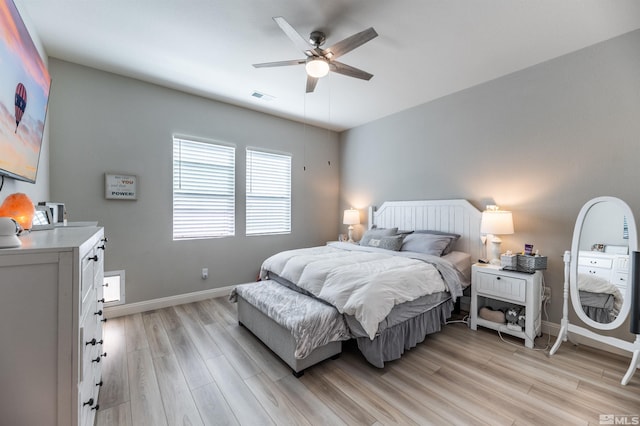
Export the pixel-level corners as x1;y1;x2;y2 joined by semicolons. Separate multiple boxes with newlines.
14;82;27;133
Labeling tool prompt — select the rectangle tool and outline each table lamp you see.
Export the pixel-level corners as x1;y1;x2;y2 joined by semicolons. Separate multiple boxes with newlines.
343;208;360;243
480;205;514;265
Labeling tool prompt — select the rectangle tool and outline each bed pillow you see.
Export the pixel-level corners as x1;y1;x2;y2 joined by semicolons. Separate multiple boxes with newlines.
359;227;398;246
362;234;404;251
400;233;457;256
414;230;461;255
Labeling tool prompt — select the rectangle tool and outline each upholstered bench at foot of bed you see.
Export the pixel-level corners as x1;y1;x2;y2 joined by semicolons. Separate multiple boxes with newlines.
233;281;344;377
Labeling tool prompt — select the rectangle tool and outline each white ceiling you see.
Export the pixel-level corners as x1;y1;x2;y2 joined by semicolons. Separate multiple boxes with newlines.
19;0;640;131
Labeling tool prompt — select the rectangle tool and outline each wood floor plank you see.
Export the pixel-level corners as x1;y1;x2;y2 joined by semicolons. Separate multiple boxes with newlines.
153;353;204;426
141;311;173;358
158;306;182;331
321;365;419;425
173;304;222;360
127;348;168;426
164;326;213;390
302;367;377;425
224;322;290;381
95;402;133;426
205;355;275;426
244;373;313;426
275;374;349;426
99;317;130;410
124;313;149;353
208;297;240;326
191;383;239;426
205;322;261;379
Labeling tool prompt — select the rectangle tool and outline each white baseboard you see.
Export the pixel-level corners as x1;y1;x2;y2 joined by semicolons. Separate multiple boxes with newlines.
104;285;237;318
541;320;632;358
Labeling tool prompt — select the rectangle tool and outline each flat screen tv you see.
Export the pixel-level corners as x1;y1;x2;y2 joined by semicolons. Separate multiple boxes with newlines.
0;0;51;183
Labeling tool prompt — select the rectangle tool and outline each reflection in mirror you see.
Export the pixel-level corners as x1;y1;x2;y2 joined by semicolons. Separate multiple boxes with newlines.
576;201;629;324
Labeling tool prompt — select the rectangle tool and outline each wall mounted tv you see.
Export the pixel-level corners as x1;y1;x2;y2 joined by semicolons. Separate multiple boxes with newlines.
0;0;51;183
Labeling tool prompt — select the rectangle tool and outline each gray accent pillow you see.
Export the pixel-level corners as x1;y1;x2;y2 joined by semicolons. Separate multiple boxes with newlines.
359;227;398;246
414;230;461;255
400;233;457;256
363;234;404;251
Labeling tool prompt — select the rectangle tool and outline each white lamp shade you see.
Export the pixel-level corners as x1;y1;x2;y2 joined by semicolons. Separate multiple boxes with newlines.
343;209;360;225
480;210;514;235
305;59;330;78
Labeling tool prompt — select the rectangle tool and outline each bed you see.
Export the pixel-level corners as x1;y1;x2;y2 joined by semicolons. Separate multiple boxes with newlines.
578;273;623;323
232;199;483;372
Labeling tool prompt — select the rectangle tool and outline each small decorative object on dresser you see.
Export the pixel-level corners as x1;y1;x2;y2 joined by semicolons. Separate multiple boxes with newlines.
470;263;542;348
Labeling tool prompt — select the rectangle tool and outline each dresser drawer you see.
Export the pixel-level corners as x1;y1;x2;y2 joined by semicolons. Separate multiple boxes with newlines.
578;265;611;280
578;256;613;269
475;271;526;303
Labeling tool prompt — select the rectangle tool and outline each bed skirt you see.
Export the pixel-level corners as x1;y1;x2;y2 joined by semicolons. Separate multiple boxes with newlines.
353;298;454;368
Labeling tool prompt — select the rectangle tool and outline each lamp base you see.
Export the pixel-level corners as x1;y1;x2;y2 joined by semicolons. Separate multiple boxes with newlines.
489;236;502;265
347;225;355;243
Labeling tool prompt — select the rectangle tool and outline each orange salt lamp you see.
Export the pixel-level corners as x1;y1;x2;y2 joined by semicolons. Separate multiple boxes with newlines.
0;193;35;230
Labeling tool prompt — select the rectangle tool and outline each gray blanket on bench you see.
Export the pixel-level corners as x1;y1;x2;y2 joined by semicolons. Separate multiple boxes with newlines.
230;281;350;359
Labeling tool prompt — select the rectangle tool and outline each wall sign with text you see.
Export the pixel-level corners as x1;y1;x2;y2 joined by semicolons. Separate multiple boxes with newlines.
105;174;138;200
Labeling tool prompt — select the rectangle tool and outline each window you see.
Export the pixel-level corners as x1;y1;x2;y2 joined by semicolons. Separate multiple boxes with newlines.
173;137;235;240
246;148;291;235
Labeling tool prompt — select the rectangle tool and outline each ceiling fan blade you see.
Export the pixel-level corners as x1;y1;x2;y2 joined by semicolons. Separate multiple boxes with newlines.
323;27;378;60
306;76;319;93
253;59;306;68
330;61;373;80
273;16;318;57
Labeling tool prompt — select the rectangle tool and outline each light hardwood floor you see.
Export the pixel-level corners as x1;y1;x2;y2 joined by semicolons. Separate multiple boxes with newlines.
96;297;640;426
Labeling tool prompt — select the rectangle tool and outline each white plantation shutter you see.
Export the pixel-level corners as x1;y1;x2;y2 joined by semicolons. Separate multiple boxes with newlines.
246;149;291;235
173;137;235;239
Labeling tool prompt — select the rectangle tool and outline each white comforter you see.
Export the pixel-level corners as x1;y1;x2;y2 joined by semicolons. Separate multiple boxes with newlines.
260;244;450;339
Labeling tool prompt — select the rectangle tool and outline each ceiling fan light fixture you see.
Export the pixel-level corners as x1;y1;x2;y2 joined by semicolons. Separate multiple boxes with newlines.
305;58;330;78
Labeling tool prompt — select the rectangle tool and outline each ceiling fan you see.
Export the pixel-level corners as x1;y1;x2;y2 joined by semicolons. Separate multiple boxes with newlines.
253;16;378;93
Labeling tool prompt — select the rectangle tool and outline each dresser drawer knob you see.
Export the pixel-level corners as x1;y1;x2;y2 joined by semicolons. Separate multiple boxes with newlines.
85;338;103;346
101;237;109;243
83;398;94;407
92;404;100;411
94;310;103;316
98;298;105;303
91;352;107;363
96;380;103;387
101;317;108;323
89;255;99;262
98;245;106;250
496;276;501;280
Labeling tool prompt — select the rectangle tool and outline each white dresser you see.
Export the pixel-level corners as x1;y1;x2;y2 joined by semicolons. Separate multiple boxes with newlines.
578;250;629;294
0;226;107;426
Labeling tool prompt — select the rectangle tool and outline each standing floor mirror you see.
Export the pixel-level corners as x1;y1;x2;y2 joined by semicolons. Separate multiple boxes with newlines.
550;196;640;385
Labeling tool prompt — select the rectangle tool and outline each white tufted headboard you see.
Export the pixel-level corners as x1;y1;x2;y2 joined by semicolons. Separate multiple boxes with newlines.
368;199;484;261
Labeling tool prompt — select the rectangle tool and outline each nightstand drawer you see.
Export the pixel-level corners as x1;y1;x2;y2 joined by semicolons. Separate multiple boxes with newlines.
475;271;526;303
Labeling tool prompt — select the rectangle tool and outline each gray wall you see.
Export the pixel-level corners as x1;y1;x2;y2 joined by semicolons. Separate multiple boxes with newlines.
340;29;640;336
48;59;339;304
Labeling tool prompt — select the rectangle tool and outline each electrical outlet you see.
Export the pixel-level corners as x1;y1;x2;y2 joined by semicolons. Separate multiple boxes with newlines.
201;268;208;280
543;286;551;303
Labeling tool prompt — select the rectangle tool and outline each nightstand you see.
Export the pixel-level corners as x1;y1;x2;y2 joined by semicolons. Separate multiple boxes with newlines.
470;264;542;348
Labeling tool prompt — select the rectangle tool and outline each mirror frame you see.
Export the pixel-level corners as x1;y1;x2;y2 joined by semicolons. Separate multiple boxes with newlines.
570;196;637;330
